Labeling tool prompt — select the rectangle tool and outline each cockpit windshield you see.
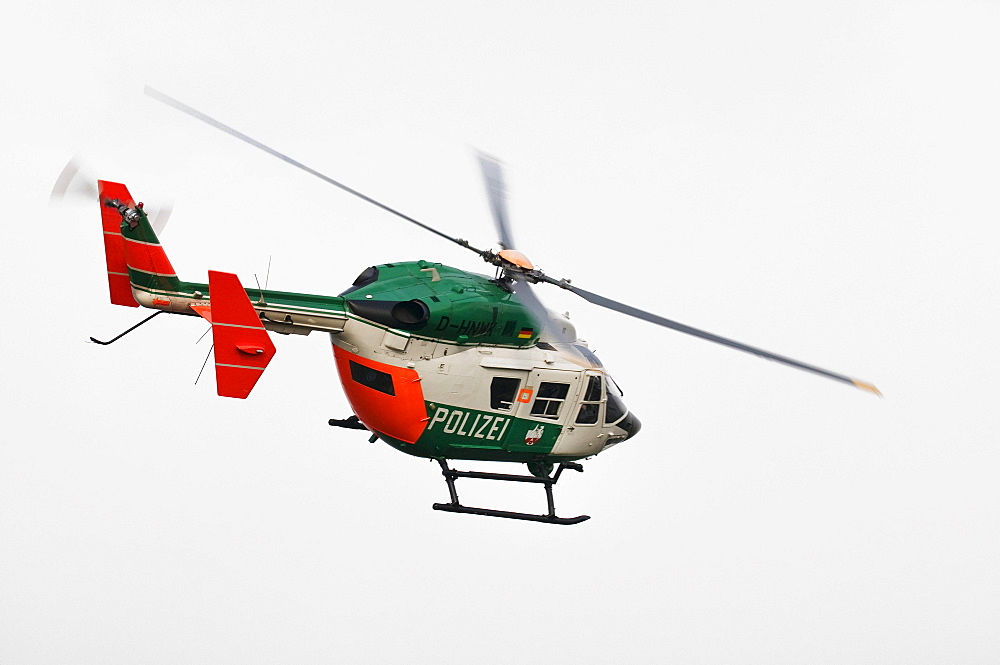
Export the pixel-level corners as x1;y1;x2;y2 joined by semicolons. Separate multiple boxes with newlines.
604;375;627;424
537;341;603;369
573;344;603;367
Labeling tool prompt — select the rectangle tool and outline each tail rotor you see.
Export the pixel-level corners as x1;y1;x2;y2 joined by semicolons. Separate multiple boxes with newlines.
51;154;175;235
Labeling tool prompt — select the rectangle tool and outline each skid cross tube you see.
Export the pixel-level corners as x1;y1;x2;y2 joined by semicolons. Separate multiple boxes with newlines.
432;459;590;525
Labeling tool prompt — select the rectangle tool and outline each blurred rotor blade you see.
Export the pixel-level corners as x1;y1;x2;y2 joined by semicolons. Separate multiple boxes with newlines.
145;85;485;256
50;155;173;235
510;273;574;345
50;155;98;203
150;201;174;236
476;152;515;250
536;274;880;394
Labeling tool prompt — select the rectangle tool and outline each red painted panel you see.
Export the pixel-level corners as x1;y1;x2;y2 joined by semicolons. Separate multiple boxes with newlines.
98;181;135;219
214;364;269;400
333;346;429;444
97;180;138;307
102;231;128;272
123;238;176;276
107;272;137;307
208;271;276;399
209;270;264;327
190;304;213;322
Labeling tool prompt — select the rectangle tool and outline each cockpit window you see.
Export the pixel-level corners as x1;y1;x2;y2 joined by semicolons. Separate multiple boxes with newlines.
605;390;627;424
490;377;520;411
530;382;570;419
575;374;604;425
604;375;627;423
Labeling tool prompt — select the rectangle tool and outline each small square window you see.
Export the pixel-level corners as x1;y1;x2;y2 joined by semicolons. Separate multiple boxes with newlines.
490;377;521;410
530;382;570;419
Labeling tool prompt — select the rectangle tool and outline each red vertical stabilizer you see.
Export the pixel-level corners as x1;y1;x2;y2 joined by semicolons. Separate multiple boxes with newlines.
97;180;139;307
201;270;276;399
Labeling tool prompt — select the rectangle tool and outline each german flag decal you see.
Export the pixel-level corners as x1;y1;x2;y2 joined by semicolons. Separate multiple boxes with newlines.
517;327;534;339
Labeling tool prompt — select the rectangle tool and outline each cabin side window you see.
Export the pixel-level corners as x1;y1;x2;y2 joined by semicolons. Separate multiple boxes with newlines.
490;376;521;411
530;382;570;419
349;360;395;396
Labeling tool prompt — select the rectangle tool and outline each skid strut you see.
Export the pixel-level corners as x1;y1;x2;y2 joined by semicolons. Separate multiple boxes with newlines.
89;310;163;345
432;459;590;525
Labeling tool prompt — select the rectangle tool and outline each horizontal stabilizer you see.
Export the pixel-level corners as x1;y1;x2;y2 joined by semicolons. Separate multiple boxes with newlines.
205;271;276;399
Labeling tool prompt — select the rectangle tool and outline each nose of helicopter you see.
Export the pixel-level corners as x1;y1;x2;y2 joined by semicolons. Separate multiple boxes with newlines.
618;410;641;440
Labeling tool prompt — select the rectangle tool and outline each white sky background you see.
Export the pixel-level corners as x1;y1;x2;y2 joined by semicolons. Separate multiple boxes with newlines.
2;1;999;662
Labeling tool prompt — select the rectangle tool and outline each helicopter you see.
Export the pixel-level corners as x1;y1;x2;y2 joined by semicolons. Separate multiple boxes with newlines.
83;87;879;525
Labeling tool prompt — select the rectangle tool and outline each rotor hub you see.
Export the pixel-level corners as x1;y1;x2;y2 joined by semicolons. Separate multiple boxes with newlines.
496;249;534;271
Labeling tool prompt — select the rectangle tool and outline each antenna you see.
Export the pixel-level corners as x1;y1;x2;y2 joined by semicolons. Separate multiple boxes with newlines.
255;256;272;304
254;273;264;304
195;344;214;385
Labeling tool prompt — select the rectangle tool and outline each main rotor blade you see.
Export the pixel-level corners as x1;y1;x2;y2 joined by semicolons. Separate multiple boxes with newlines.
537;275;880;394
144;86;485;255
476;152;516;250
510;273;574;344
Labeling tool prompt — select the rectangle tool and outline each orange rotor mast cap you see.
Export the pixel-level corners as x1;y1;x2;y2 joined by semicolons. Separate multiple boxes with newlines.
497;249;534;270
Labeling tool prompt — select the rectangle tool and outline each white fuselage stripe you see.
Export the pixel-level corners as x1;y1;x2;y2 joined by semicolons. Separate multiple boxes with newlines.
127;266;178;278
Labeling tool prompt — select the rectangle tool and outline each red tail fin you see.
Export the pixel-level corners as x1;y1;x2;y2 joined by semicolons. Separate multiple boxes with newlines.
97;180;139;307
194;271;277;399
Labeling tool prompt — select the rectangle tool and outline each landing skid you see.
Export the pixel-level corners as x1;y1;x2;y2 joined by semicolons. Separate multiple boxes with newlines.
432;459;590;525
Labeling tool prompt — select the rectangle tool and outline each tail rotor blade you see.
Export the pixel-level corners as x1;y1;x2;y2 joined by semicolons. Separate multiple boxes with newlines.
51;155;173;236
150;200;174;236
50;155;98;204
